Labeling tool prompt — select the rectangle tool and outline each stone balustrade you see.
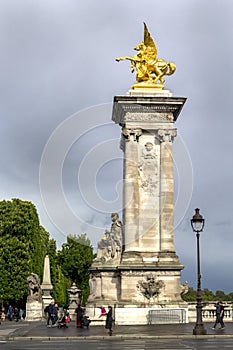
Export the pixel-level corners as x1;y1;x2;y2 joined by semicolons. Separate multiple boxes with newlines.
188;302;233;323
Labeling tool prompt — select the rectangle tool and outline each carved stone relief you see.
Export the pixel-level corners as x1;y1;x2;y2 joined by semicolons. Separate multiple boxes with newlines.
157;129;177;143
125;112;174;122
122;127;142;141
137;275;165;300
88;272;102;301
138;141;159;195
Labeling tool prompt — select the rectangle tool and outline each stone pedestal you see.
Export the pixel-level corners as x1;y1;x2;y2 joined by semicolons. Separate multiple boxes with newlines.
67;282;81;321
86;91;188;324
26;301;43;321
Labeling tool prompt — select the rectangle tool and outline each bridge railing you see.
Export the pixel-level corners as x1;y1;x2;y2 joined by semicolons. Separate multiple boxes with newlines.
188;302;233;323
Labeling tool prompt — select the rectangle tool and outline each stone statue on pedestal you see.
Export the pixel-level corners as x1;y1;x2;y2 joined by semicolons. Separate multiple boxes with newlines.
95;213;122;263
26;273;43;321
27;273;42;302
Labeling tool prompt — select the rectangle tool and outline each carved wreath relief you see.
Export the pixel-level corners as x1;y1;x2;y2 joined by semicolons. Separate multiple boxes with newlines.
137;275;164;300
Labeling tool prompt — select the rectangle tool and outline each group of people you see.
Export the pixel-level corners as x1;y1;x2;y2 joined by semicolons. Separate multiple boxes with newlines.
44;300;60;327
44;302;113;335
1;305;25;324
1;301;227;335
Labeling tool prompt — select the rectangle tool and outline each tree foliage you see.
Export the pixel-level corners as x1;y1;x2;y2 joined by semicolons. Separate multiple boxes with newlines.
47;238;70;307
0;199;96;309
57;234;95;304
0;199;49;306
182;287;233;302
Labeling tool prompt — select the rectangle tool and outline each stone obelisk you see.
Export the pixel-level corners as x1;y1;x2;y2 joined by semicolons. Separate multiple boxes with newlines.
41;255;53;308
86;23;188;324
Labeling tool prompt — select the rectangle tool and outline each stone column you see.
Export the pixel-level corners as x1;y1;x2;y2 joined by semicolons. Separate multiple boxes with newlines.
112;96;186;258
121;127;141;251
158;129;177;253
137;134;160;253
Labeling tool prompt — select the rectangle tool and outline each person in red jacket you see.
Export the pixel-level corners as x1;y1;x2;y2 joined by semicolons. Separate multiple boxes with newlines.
98;306;107;318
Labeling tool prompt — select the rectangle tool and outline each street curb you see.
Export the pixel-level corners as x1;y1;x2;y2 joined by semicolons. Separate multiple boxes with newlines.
2;334;233;341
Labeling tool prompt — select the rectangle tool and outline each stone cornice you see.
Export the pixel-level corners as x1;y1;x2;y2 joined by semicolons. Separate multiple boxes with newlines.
112;96;186;124
119;264;184;271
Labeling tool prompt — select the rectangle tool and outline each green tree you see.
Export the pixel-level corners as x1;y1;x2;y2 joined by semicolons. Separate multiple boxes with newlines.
57;234;95;304
47;238;70;307
181;287;197;301
0;235;30;305
201;288;216;301
215;290;227;301
0;199;48;307
226;292;233;301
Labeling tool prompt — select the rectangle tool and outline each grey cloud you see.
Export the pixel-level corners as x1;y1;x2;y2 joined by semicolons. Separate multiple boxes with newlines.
1;0;233;293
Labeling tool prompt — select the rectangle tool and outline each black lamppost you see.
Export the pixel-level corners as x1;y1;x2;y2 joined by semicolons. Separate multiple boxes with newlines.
191;208;207;335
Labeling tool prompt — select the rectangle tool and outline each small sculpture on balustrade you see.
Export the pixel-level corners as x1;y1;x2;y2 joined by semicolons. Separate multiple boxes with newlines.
180;281;189;296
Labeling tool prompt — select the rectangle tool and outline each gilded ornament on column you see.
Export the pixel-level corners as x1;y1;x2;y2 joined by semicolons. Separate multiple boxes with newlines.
116;23;176;90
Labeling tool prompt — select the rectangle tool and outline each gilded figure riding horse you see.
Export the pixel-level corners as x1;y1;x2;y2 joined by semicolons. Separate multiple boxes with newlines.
116;23;176;88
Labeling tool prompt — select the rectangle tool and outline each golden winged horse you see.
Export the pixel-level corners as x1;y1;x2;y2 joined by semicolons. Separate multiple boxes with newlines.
116;23;176;88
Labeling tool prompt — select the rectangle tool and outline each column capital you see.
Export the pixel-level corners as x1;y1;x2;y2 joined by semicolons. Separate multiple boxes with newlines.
157;129;177;143
120;127;142;151
122;127;142;141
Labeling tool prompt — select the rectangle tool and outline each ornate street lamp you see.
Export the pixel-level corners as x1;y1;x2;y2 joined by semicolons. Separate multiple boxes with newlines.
191;208;207;335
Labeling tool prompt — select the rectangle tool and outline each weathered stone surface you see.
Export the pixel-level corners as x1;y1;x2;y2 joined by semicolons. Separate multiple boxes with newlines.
25;301;42;321
87;92;187;324
41;255;53;292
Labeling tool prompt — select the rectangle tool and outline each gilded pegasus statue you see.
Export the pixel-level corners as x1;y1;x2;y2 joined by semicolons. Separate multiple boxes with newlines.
116;23;176;89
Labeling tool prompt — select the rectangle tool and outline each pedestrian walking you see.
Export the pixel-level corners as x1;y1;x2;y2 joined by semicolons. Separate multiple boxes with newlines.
47;301;57;327
75;304;84;328
54;303;59;324
105;305;113;336
211;301;225;329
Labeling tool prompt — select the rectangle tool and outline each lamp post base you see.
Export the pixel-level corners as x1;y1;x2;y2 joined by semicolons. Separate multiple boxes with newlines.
193;324;207;335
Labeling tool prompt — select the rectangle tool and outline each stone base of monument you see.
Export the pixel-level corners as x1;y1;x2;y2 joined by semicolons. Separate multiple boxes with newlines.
85;304;188;325
115;305;189;325
25;301;43;321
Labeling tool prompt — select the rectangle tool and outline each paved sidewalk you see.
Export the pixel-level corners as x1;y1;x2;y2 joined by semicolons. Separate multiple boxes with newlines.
1;320;233;340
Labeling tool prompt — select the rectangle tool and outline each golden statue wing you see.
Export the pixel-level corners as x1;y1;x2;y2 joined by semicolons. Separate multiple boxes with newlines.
143;22;157;58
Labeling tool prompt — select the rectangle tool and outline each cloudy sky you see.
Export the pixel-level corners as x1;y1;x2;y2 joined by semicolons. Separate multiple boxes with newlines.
1;0;233;293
